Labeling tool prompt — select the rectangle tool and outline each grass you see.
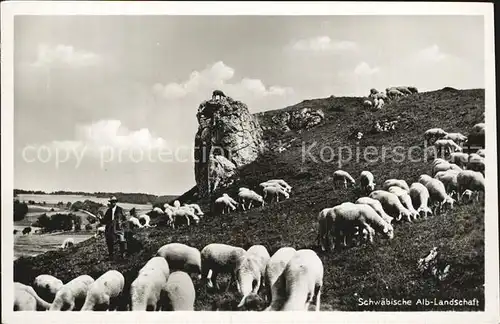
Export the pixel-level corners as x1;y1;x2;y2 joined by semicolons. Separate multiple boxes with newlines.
13;88;485;311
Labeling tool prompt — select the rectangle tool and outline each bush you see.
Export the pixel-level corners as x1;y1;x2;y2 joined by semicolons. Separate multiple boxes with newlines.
14;200;29;222
34;213;74;232
73;215;82;232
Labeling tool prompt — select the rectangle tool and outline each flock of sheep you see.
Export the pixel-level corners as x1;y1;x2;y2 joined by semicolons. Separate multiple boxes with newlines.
363;86;419;111
317;123;485;251
15;106;485;312
14;241;322;311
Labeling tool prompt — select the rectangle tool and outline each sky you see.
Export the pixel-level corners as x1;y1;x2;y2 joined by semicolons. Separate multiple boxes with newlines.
13;15;485;195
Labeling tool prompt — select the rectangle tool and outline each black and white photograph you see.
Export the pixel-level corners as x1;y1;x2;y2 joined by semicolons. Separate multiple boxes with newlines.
2;1;498;323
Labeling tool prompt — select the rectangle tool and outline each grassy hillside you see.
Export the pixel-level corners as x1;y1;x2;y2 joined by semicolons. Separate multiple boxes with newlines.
13;88;485;311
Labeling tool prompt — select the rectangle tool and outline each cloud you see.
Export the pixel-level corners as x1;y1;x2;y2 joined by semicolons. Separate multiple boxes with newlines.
353;62;380;76
49;120;169;155
153;61;293;101
31;44;101;68
288;36;358;53
414;45;449;63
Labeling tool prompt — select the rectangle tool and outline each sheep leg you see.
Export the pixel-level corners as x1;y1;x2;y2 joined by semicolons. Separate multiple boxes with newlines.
314;285;322;311
249;201;253;209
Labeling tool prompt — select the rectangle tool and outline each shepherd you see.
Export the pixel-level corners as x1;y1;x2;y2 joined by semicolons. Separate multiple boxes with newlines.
98;196;129;260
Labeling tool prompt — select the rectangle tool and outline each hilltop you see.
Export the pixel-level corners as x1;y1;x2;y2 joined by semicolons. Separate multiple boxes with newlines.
13;88;485;311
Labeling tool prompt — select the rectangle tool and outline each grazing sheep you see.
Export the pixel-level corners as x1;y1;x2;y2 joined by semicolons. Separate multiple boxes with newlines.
131;257;170;311
266;179;292;192
238;189;265;210
476;149;485;158
467;154;485;174
369;190;413;222
60;238;75;249
265;249;323;311
434;170;460;199
359;171;376;195
156;243;202;278
138;214;154;227
434;139;462;155
363;99;373;109
259;181;289;193
162;271;196;311
200;243;247;291
80;270;125;311
317;207;335;251
372;92;388;100
419;174;434;186
444;132;467;146
424;128;448;144
264;247;297;307
386;88;405;100
94;225;105;238
212;89;226;100
14;282;51;311
407;86;419;93
171;207;200;229
432;161;462;176
33;274;64;303
373;98;385;110
184;203;204;217
49;275;95;311
215;193;238;214
457;170;485;202
242;245;271;296
382;179;410;192
263;185;290;203
355;197;394;225
392;86;412;95
332;170;356;189
448;152;469;168
424;178;455;215
128;216;144;229
409;182;433;219
387;186;419;221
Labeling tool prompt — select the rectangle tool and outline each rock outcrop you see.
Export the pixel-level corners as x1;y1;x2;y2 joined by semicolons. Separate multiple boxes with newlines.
271;108;325;132
194;95;265;198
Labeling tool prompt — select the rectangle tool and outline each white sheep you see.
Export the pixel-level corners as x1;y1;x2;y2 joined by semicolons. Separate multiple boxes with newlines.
235;250;269;307
363;99;373;109
214;193;238;214
448;152;469;168
424;128;448;144
94;225;105;238
131;257;170;311
374;98;385;110
386;88;405;100
355;197;394;225
60;238;75;249
259;181;289;193
470;123;485;136
33;274;64;303
171;207;200;229
457;170;485;202
444;132;467;145
138;214;154;227
460;189;474;204
359;171;376;195
264;247;297;307
382;179;410;192
424;178;455;215
238;244;271;305
266;179;292;192
49;275;95;311
369;190;413;222
332;170;356;189
372;92;388;100
128;216;144;229
317;207;335;251
173;200;181;208
14;282;51;311
184;203;204;217
434;139;462;155
156;243;202;278
263;185;290;203
200;243;246;291
467;154;485;174
387;186;419;220
238;189;265;210
434;170;460;199
265;249;323;311
152;206;165;215
409;182;433;218
476;149;485;158
432;161;462;176
162;271;196;311
80;270;125;311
